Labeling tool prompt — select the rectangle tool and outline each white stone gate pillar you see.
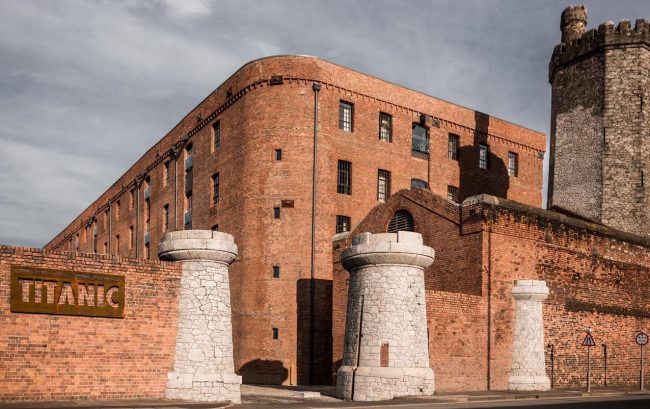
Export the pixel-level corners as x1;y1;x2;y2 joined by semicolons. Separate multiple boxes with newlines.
336;232;435;401
508;279;551;391
158;230;241;403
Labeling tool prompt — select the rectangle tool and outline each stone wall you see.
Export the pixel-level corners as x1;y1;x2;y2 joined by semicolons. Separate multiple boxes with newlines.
0;245;182;401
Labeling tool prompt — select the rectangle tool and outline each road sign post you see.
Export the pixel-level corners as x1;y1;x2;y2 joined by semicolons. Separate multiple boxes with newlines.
582;330;596;393
637;332;648;390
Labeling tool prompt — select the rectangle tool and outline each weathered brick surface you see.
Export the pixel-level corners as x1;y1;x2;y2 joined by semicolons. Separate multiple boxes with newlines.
334;189;650;391
43;56;544;384
549;7;650;236
0;246;182;401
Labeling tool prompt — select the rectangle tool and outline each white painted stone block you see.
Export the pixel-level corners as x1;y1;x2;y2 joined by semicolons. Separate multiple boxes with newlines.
508;279;551;391
336;232;435;401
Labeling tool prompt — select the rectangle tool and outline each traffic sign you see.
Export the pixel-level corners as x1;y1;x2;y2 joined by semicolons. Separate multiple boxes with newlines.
637;332;649;346
582;333;596;347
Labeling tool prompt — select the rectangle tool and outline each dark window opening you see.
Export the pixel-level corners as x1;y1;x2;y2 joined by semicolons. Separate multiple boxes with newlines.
412;124;429;154
337;160;352;195
275;149;282;160
213;121;221;150
212;173;220;206
273;265;280;278
272;328;279;339
479;143;489;170
336;215;351;234
273;207;281;219
447;186;459;203
411;179;428;189
448;134;459;160
387;210;414;233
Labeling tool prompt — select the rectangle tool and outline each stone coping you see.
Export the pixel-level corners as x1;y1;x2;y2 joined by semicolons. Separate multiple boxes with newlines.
158;230;237;263
341;232;435;271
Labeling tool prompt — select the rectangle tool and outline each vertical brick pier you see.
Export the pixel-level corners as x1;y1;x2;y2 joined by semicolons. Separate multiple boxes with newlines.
336;231;435;401
158;230;241;403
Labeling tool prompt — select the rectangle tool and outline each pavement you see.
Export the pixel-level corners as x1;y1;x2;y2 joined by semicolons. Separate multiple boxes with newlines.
2;385;650;409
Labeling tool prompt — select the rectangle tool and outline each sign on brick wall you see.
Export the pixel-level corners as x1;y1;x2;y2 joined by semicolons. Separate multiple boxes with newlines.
10;266;125;318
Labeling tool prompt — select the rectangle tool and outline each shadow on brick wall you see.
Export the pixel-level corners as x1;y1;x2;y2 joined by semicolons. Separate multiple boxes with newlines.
297;278;333;385
458;112;509;201
239;359;289;384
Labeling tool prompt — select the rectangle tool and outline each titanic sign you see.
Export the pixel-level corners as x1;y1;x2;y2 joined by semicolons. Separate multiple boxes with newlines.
10;266;125;318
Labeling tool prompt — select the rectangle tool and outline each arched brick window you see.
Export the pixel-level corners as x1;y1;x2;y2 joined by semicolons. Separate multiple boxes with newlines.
387;210;414;233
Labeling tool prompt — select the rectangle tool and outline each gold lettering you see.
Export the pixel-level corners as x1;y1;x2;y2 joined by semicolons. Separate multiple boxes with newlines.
57;282;75;305
78;283;95;307
105;287;119;308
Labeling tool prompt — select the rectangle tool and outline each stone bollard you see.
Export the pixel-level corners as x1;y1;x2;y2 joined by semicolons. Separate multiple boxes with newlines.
336;231;435;401
158;230;241;403
508;279;551;391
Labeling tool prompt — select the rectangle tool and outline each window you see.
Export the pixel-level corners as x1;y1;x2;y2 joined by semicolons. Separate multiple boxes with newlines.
448;134;459;160
411;179;428;189
275;149;282;160
479;143;489;169
130;189;135;210
116;200;121;220
75;233;80;251
378;169;391;202
336;215;351;234
272;328;279;340
339;101;353;132
273;265;280;278
115;235;120;256
163;161;170;186
447;186;459;203
273;207;281;219
163;204;169;231
185;144;193;172
103;242;108;254
212;173;220;206
508;152;518;177
387;210;414;233
412;124;429;154
145;198;150;230
129;226;134;249
92;222;98;253
185;191;193;230
144;243;150;259
213;121;221;150
337;160;352;195
379;112;392;142
103;209;109;229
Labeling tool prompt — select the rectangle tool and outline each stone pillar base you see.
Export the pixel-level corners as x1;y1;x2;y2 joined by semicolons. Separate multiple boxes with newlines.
166;371;242;403
337;365;434;401
508;375;551;391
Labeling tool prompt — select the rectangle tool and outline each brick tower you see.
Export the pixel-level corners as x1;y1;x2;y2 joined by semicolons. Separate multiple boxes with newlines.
548;5;650;236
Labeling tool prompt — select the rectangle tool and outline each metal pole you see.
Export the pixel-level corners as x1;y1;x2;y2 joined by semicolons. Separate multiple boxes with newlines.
602;344;607;387
308;82;320;385
641;345;645;391
587;345;591;393
549;344;554;388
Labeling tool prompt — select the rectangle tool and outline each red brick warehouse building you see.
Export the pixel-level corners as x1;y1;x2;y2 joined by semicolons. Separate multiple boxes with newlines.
45;55;545;385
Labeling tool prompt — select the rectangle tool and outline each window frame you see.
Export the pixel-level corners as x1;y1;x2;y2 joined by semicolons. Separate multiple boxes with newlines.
411;124;430;154
508;152;518;177
212;173;220;206
479;143;490;170
448;134;459;160
339;101;353;132
337;160;352;195
336;215;351;234
447;185;459;203
379;112;392;142
377;169;391;202
213;121;221;150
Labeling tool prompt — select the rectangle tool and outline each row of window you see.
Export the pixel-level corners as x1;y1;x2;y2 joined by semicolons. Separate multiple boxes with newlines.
339;101;520;175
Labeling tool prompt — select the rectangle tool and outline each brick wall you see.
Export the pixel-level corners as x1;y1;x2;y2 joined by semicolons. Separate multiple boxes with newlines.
334;189;650;391
0;246;182;401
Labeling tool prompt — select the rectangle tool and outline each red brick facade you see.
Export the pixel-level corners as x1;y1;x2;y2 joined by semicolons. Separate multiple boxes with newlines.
334;189;650;391
43;56;544;385
0;246;182;401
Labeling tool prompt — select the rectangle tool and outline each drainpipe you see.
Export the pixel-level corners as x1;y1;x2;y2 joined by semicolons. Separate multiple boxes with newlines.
309;81;321;385
487;217;493;390
135;179;141;258
108;201;112;254
173;149;178;230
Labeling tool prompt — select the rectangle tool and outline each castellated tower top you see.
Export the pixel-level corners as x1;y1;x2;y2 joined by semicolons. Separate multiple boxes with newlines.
561;5;587;43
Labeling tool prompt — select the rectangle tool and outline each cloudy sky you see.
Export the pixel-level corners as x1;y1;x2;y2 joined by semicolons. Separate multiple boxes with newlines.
1;0;648;247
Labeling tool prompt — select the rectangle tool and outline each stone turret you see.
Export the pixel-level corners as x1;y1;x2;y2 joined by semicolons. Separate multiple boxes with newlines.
561;5;587;43
159;230;241;403
548;5;650;238
336;232;435;401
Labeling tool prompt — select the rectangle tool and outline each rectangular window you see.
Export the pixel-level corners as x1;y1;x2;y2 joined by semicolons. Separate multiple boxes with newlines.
412;124;429;154
185;144;193;172
377;169;391;202
130;189;135;210
337;160;352;195
129;226;134;249
163;161;170;186
212;173;220;206
448;134;459;160
104;209;109;229
273;207;281;219
447;186;459;203
116;200;121;220
411;179;428;189
75;233;80;251
336;215;351;234
275;149;282;160
163;204;169;231
508;152;518;177
213;121;221;150
379;112;392;142
184;192;192;230
339;101;353;132
479;143;489;170
272;328;279;340
145;198;150;230
115;235;120;256
273;265;280;278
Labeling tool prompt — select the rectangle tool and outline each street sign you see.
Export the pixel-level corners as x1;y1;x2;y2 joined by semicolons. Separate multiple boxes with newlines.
582;333;596;347
637;332;649;346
